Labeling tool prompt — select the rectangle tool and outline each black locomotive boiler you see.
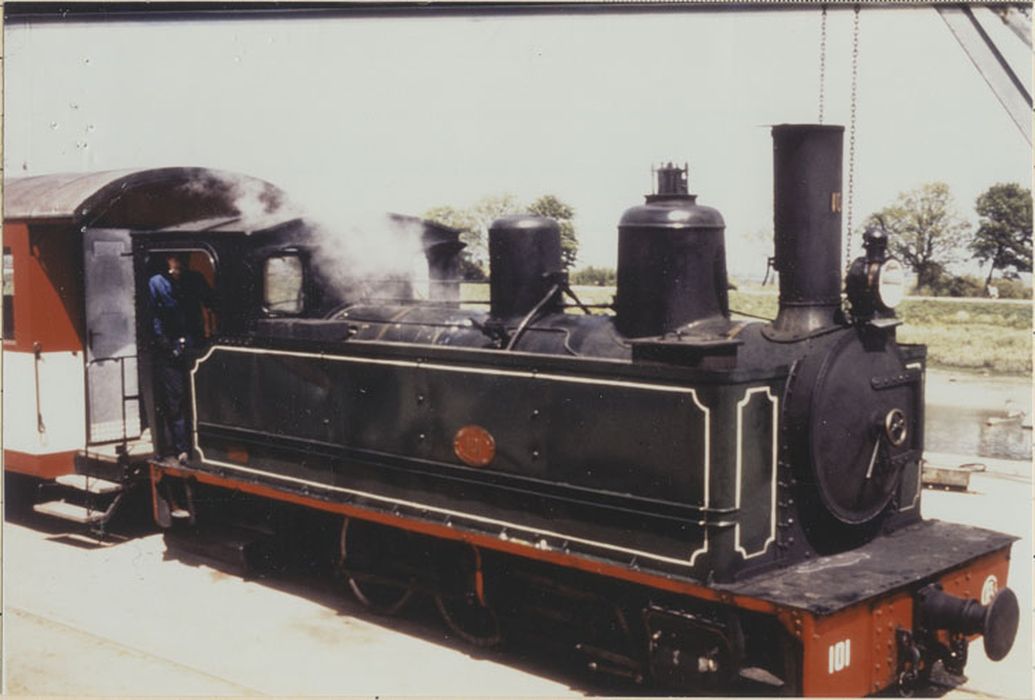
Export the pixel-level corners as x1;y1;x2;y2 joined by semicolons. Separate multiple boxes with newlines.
122;125;1018;695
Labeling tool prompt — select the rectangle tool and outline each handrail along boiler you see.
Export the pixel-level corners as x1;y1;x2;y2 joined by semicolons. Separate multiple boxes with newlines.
6;125;1018;696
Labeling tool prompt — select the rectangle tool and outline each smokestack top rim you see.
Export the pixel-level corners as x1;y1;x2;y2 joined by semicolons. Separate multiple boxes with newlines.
771;123;845;135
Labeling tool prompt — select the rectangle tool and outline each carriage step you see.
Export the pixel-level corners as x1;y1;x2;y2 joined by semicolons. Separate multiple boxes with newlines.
55;474;123;495
33;500;108;524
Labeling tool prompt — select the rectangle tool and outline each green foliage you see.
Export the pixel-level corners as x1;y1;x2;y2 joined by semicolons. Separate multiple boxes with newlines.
459;282;490;304
424;194;520;271
970;182;1032;284
724;290;1030;374
896;297;1031;330
457;257;487;281
528;195;579;269
944;275;984;298
992;278;1032;299
570;266;616;286
914;272;985;298
727;291;778;320
425;193;579;276
897;324;1031;375
894;297;1031;374
914;271;1032;299
865;182;970;288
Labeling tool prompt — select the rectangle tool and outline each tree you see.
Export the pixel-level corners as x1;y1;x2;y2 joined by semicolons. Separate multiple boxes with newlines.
425;193;579;277
970;183;1032;284
424;194;520;274
864;182;971;289
528;195;579;269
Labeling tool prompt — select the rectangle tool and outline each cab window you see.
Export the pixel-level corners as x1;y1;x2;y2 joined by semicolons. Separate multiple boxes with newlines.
264;254;304;315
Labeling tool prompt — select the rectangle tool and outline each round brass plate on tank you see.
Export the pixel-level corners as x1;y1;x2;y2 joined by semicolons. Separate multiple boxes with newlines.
453;425;496;468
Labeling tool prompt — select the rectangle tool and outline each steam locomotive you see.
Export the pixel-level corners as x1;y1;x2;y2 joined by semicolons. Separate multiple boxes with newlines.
3;124;1017;696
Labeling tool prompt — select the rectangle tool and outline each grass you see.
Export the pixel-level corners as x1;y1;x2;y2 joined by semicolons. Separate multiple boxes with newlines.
461;283;1032;376
731;292;1033;376
894;298;1031;375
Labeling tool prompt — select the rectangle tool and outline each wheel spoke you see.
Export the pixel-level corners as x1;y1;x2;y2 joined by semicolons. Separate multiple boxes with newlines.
339;518;414;616
435;594;502;648
347;575;414;615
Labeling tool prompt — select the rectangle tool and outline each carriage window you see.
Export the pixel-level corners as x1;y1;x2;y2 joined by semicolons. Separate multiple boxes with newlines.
3;247;14;340
264;254;304;314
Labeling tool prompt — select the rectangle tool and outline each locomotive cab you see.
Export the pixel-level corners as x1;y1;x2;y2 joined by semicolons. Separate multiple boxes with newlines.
2;167;290;527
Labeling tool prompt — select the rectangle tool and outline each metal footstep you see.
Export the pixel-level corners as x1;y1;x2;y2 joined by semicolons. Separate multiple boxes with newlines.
33;500;109;524
55;473;123;495
34;474;126;528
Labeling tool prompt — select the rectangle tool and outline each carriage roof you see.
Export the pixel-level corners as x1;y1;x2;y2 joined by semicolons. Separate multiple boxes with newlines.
4;167;290;230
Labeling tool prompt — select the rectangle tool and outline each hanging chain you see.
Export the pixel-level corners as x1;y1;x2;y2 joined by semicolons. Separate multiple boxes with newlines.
818;5;828;123
845;4;861;269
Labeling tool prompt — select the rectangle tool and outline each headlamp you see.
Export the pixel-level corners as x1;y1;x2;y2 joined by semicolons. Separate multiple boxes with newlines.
846;229;906;322
875;258;905;310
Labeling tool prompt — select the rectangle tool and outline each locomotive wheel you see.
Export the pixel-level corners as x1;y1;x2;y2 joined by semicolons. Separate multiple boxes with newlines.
339;518;414;615
435;593;503;648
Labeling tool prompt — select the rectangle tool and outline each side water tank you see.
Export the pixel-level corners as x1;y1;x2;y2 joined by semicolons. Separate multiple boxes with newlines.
615;164;729;338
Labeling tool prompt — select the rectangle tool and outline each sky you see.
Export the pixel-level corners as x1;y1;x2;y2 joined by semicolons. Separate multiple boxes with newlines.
4;6;1031;278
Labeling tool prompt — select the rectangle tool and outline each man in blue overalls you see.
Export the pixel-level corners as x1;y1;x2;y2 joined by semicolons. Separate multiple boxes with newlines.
149;253;215;465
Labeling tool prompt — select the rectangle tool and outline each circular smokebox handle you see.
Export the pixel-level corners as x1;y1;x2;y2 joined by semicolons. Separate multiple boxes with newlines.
884;408;908;447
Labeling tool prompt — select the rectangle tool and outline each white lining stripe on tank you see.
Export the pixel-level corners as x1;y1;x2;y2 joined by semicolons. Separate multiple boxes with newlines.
733;386;780;560
189;343;712;568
